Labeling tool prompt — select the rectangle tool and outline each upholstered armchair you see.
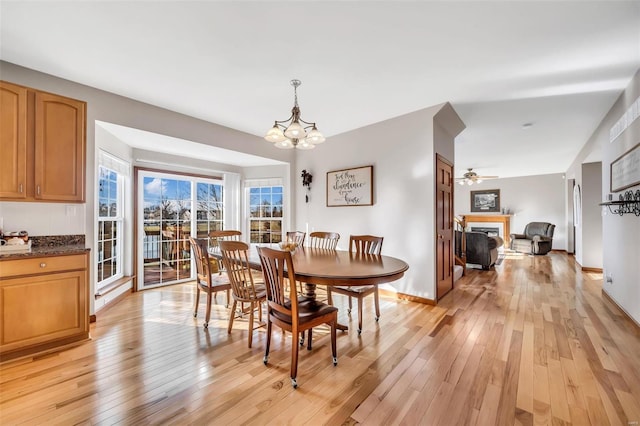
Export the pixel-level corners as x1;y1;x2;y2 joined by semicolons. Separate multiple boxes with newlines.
465;231;504;270
510;222;555;255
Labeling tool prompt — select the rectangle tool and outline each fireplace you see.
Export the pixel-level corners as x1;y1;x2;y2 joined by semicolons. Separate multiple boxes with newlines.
471;227;500;237
462;214;512;245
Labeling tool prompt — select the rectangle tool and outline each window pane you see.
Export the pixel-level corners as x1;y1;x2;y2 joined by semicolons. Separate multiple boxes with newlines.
144;177;162;201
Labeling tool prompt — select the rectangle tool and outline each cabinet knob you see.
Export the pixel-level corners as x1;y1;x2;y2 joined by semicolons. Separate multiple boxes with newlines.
37;185;41;196
19;183;23;193
40;263;47;268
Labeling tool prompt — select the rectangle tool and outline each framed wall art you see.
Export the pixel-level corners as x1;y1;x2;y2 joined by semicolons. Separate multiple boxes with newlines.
326;165;373;207
610;142;640;192
470;189;500;213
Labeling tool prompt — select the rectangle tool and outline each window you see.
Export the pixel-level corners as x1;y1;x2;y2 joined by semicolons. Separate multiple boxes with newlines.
97;166;123;288
248;185;283;244
139;170;224;288
196;182;224;237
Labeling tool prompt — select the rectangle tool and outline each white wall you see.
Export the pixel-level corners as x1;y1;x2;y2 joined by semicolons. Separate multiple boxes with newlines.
593;71;639;324
294;103;463;301
454;173;567;250
566;68;640;325
581;162;603;268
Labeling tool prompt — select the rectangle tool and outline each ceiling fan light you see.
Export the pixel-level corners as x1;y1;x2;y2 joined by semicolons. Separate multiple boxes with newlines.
284;122;306;139
265;125;286;143
467;180;473;186
477;179;483;184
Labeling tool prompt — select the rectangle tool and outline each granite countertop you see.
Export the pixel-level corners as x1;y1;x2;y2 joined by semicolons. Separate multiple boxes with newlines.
0;235;89;260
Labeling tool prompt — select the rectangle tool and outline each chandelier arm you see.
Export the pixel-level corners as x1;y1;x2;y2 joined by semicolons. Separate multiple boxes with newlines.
297;118;316;127
273;114;295;127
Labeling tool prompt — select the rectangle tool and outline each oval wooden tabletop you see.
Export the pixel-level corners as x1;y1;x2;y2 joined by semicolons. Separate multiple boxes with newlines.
227;245;409;287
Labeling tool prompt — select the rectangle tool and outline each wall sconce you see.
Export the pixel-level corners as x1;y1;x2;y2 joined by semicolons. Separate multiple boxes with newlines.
301;170;313;203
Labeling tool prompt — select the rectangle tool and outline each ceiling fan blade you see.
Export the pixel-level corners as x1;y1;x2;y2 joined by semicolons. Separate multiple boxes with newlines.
478;176;499;179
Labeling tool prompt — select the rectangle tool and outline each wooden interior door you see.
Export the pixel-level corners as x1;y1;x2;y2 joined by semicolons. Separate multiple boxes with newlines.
436;155;454;300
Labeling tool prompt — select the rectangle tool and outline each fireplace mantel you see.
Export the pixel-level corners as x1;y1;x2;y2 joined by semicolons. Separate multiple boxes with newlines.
462;214;513;246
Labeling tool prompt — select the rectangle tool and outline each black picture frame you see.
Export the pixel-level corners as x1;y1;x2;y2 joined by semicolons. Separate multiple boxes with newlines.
470;189;501;213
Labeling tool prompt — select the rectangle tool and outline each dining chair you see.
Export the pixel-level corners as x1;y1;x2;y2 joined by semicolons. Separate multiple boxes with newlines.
189;237;232;328
286;231;306;247
327;235;384;335
257;246;338;389
209;230;242;270
219;241;266;348
309;231;340;249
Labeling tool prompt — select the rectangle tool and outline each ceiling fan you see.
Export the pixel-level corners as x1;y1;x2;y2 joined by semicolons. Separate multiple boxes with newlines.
455;168;499;186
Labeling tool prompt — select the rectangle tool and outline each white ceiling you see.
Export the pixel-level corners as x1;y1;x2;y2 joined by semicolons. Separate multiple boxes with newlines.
1;1;639;178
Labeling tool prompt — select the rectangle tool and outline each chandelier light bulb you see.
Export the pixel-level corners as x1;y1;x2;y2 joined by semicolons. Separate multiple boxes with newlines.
265;124;286;143
274;139;294;149
307;127;325;144
296;139;315;150
284;122;306;139
467;180;473;186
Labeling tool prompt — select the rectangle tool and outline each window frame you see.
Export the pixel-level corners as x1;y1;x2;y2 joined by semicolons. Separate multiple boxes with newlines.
246;181;284;244
96;165;124;289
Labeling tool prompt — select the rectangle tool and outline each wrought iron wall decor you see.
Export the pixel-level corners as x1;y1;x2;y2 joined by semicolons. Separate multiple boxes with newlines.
599;189;640;216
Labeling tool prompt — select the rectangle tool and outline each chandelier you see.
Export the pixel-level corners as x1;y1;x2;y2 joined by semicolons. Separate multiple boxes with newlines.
264;79;325;150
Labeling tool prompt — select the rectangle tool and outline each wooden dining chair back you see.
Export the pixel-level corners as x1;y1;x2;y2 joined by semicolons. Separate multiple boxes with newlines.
286;231;306;247
208;230;242;273
219;240;266;348
257;246;338;389
309;231;340;249
327;235;384;335
189;237;232;328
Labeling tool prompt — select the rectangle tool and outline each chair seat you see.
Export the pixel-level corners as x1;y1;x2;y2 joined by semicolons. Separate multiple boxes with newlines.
198;274;231;292
332;285;375;294
272;300;338;325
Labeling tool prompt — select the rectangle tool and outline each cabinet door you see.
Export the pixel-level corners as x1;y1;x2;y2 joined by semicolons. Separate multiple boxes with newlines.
34;92;86;202
0;270;89;353
0;81;28;199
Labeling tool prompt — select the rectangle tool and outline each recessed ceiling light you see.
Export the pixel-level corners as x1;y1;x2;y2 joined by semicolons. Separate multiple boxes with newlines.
522;122;534;129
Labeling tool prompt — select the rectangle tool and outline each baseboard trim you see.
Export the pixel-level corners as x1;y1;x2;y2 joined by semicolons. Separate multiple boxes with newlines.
379;288;436;306
95;275;135;297
602;289;640;332
582;266;603;273
94;287;132;319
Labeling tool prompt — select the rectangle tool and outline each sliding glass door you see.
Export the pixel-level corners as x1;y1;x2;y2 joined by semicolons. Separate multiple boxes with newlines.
138;170;223;289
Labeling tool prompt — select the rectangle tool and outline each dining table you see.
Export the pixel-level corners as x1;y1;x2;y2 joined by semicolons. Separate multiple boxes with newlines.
211;244;409;331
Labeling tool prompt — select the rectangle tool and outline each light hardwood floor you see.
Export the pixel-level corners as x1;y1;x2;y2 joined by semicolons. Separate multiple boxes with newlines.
1;252;639;425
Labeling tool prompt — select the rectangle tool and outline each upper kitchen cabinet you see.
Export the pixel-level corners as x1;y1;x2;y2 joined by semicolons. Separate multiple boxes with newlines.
0;81;28;199
0;81;86;203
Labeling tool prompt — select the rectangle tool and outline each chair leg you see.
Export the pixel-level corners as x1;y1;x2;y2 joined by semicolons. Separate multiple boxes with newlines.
307;328;313;351
248;302;255;348
327;288;333;305
331;319;337;366
348;296;352;315
227;299;238;334
258;300;263;323
193;286;201;317
263;319;272;365
357;296;363;335
226;289;230;308
374;286;380;321
204;291;212;328
291;331;299;389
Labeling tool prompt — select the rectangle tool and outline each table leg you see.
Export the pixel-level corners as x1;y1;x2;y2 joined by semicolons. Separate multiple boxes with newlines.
303;283;349;331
